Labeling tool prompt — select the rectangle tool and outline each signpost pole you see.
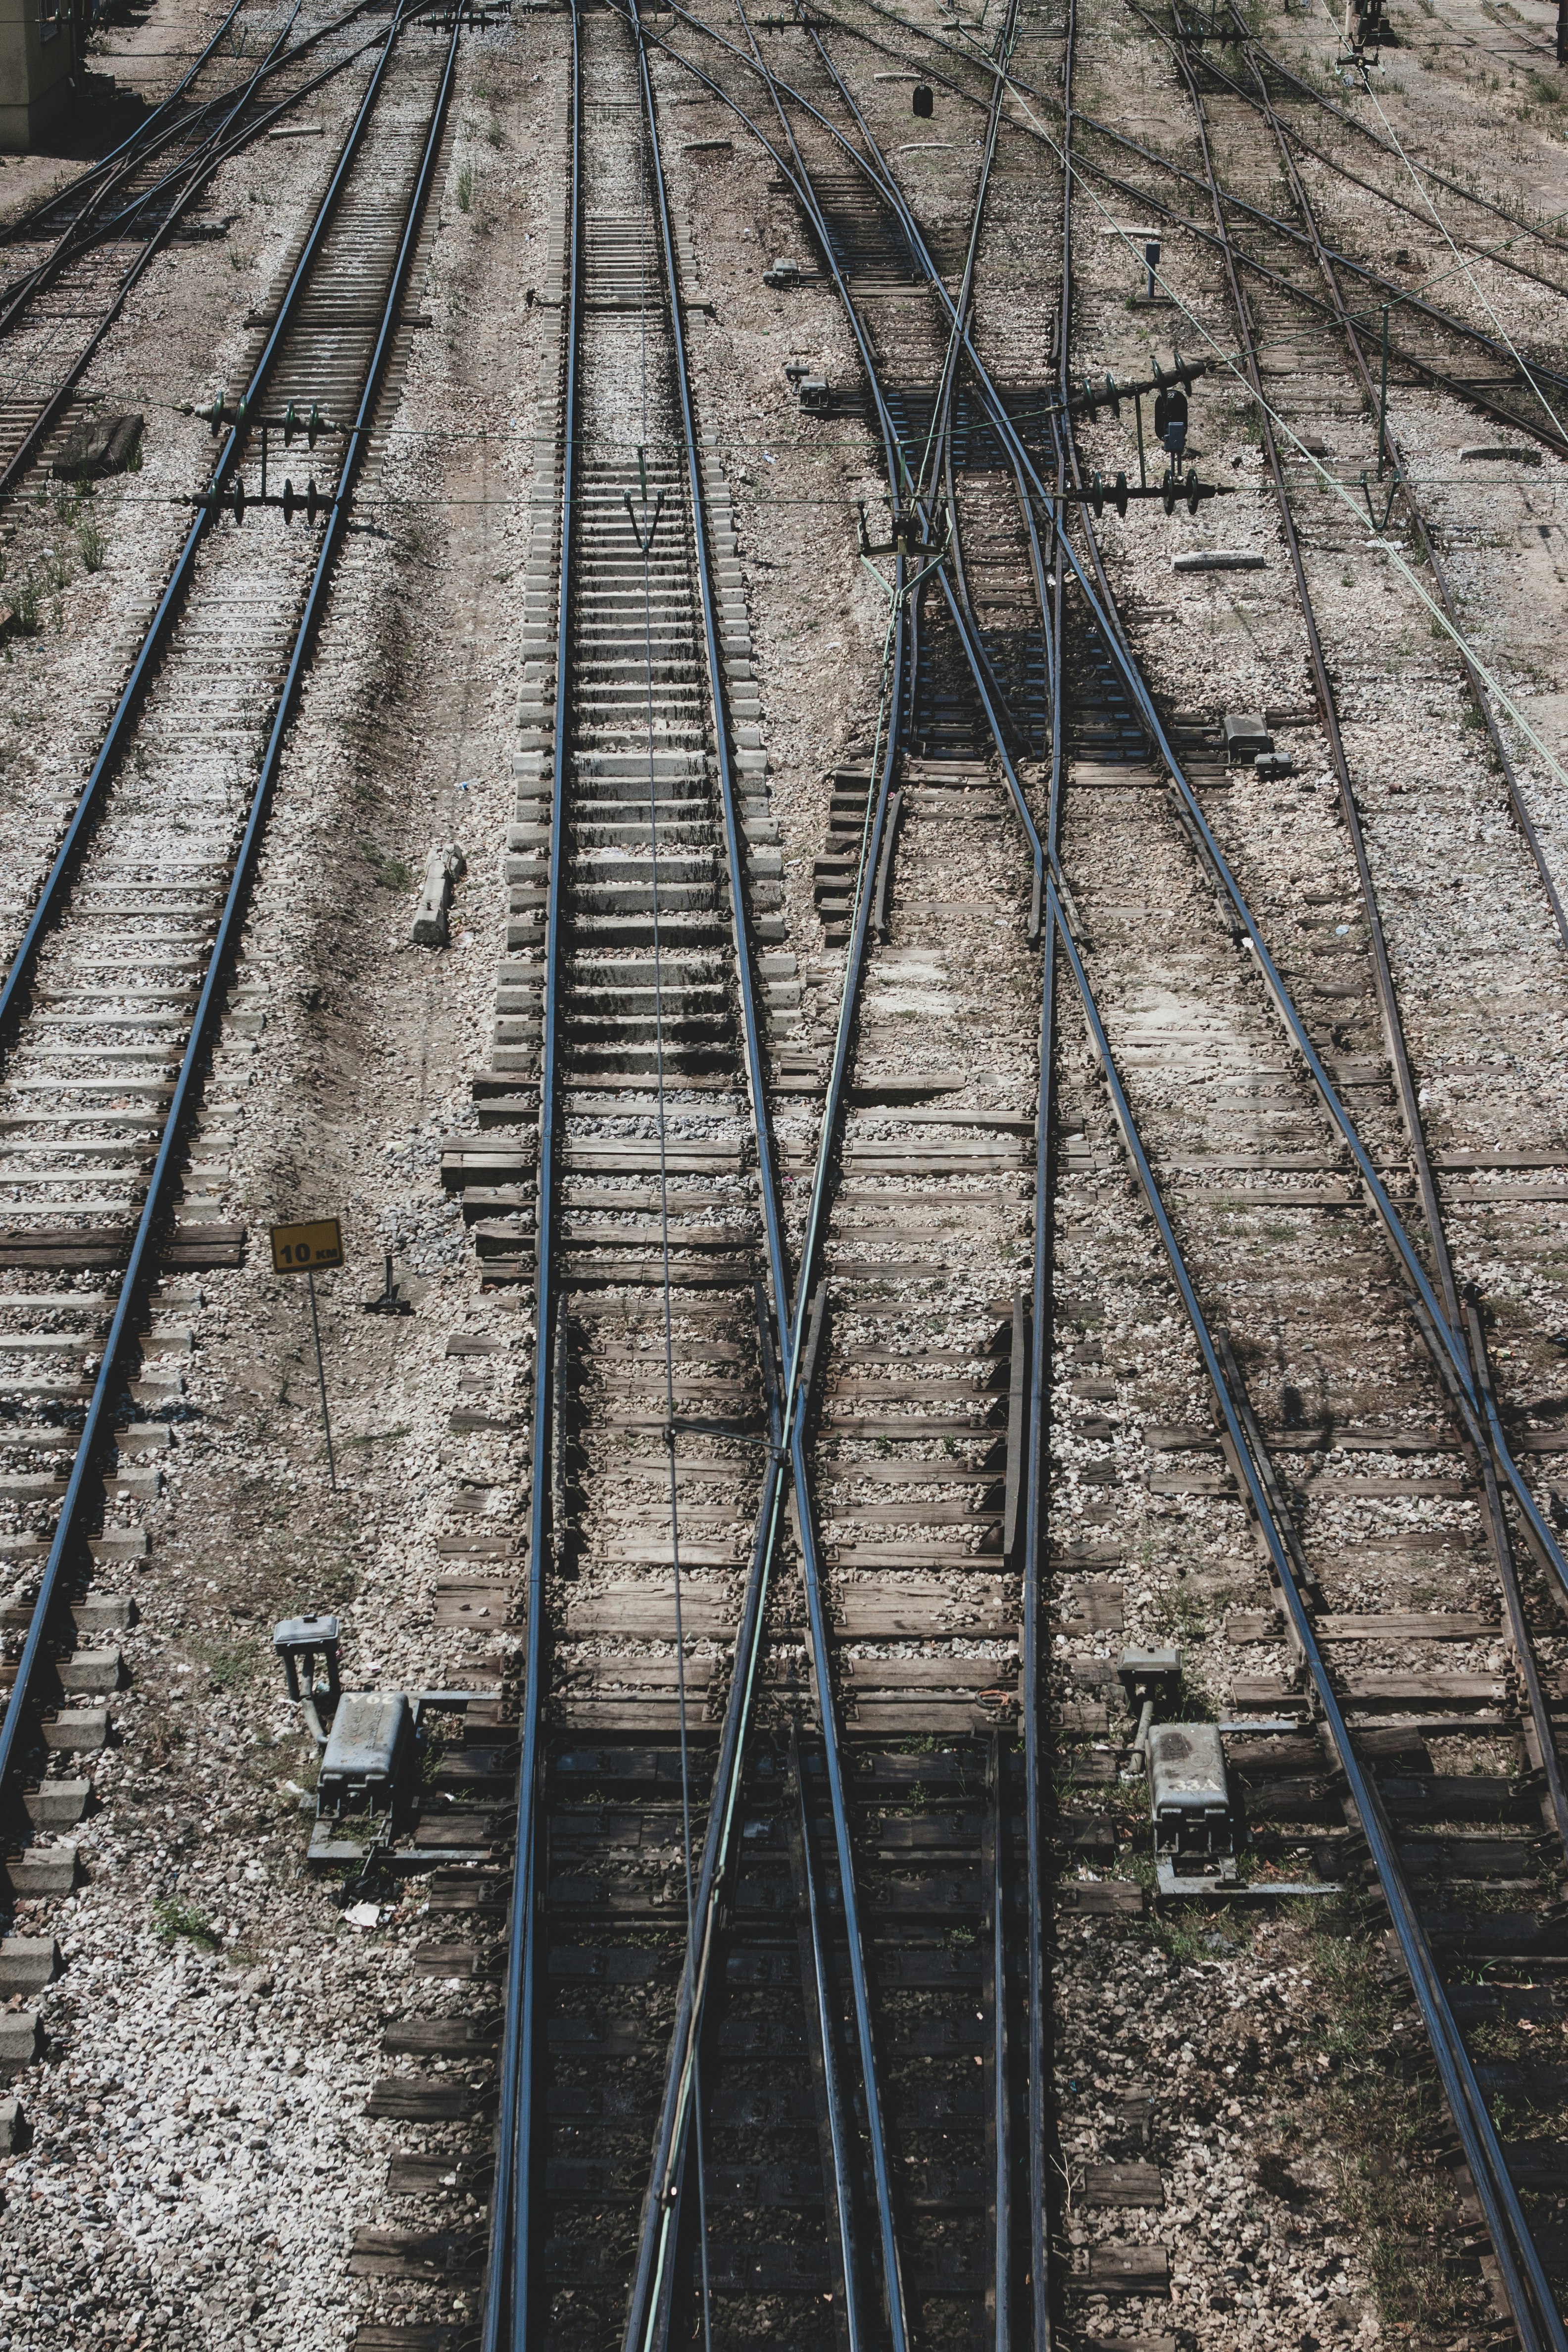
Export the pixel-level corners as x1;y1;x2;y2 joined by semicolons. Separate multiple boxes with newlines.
270;1218;345;1489
306;1268;337;1491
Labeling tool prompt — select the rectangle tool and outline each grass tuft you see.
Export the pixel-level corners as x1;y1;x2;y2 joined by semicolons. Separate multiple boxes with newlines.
361;840;414;892
153;1899;222;1950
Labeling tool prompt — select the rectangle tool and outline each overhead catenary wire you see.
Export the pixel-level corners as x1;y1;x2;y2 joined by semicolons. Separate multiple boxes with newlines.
640;12;1568;2346
1251;0;1568;449
769;0;1568;1615
619;0;1568;827
983;66;1568;819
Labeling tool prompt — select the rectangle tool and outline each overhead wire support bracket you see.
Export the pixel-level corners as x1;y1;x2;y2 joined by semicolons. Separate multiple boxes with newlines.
1357;467;1400;534
623;441;667;553
855;497;947;559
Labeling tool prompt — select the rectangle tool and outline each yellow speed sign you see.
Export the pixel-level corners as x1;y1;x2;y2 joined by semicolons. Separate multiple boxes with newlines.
270;1217;344;1274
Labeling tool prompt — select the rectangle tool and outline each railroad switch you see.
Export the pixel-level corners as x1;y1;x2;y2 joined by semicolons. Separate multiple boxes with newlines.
317;1693;413;1818
274;1613;420;1864
783;364;832;414
1149;1722;1238;1895
1223;712;1272;764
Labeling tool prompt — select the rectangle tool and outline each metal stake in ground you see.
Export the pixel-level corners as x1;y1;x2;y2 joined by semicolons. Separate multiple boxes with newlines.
271;1216;344;1490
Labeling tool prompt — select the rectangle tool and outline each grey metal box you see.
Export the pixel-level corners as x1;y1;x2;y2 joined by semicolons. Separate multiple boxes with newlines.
1149;1722;1231;1862
318;1692;411;1813
1118;1647;1181;1709
1223;711;1273;761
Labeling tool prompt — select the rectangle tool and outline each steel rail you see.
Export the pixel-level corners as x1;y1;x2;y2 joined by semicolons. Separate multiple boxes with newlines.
1235;21;1568;257
786;1721;868;2352
0;0;361;331
908;0;1014;507
1478;0;1559;54
790;1406;912;2352
792;17;1568;2340
630;0;792;1352
0;0;460;1825
708;0;1568;1600
788;0;1568;1879
905;271;1568;1606
1164;29;1465;1330
1462;1291;1568;1859
609;11;1054;2344
1021;6;1078;2334
812;0;1568;310
0;3;410;1038
0;12;405;507
984;1728;1010;2352
814;0;1568;297
815;18;1568;2332
1032;13;1568;2309
1051;879;1568;2351
1119;0;1568;408
1;0;307;324
736;30;1046;2351
1168;0;1568;1868
1053;107;1568;459
607;19;1568;2346
618;16;916;2341
1222;17;1568;948
1176;40;1568;300
487;0;804;2333
926;0;1059;776
0;0;253;250
482;2;579;2342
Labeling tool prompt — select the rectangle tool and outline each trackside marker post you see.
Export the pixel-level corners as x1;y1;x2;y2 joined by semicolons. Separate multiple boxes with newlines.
270;1217;344;1490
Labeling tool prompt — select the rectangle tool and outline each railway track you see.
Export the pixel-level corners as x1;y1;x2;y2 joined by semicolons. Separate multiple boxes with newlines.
0;0;396;501
326;0;1568;2339
1041;3;1568;2336
343;6;1057;2347
0;0;459;2027
4;0;1565;2339
586;0;1568;2339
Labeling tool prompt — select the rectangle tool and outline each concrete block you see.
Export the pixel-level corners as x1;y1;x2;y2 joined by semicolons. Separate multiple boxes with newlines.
102;1470;159;1500
1172;550;1266;574
22;1782;87;1826
0;1938;58;1994
118;1423;172;1451
7;1848;76;1896
0;2013;38;2072
62;1649;122;1694
411;843;466;949
43;1712;106;1753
